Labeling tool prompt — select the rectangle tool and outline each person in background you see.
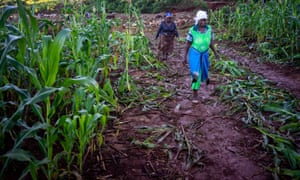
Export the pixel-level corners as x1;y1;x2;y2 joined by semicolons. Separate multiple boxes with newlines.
183;10;219;104
155;12;179;60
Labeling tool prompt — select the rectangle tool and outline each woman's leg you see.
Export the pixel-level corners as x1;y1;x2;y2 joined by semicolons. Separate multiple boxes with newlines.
200;53;210;83
161;35;168;60
188;48;201;102
189;49;201;87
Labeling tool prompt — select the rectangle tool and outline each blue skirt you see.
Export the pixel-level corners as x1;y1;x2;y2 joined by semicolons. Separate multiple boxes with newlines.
188;47;210;90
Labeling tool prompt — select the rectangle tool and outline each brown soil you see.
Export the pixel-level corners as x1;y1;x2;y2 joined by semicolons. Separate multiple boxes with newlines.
80;10;300;179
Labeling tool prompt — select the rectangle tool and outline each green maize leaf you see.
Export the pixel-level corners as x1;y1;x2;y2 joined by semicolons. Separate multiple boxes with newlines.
280;47;289;58
25;87;62;105
14;122;47;149
0;5;17;27
30;103;45;123
255;127;295;148
15;36;26;64
19;158;49;180
76;36;90;54
78;114;88;134
0;35;23;72
86;113;99;132
5;24;22;35
63;77;99;105
6;87;59;124
44;28;71;86
103;79;114;98
92;112;102;123
262;134;269;148
132;139;156;148
262;103;298;118
5;56;41;89
56;116;76;147
38;19;54;32
0;83;29;100
281;169;300;178
279;122;300;133
15;1;29;33
62;76;99;92
100;115;107;132
40;35;51;84
16;0;39;47
1;87;57;130
28;162;38;180
76;113;97;172
56;115;70;128
48;126;59;148
271;143;300;169
3;148;33;162
27;10;38;42
99;80;117;107
6;55;24;71
291;53;300;59
49;87;69;119
34;134;47;155
2;104;24;131
24;66;42;89
284;148;300;169
98;134;104;146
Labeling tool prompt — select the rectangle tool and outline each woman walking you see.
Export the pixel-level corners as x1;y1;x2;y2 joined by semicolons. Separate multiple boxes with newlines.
155;12;179;60
183;10;219;103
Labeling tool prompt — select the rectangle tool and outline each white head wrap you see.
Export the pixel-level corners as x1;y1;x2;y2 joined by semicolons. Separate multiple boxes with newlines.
194;10;208;25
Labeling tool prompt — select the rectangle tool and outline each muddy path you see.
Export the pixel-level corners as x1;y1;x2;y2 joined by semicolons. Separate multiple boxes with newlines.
82;12;295;179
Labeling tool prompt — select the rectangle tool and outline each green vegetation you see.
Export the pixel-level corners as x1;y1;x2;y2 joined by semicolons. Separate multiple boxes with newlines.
210;0;300;64
0;0;169;179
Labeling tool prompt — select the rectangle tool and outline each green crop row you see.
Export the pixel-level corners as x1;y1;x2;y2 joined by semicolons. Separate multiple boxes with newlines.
0;0;168;179
210;0;300;64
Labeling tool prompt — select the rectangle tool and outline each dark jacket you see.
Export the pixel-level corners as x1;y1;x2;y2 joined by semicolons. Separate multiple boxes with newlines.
155;21;179;39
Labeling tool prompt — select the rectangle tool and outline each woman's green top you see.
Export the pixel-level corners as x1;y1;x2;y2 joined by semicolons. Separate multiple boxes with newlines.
190;25;211;53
